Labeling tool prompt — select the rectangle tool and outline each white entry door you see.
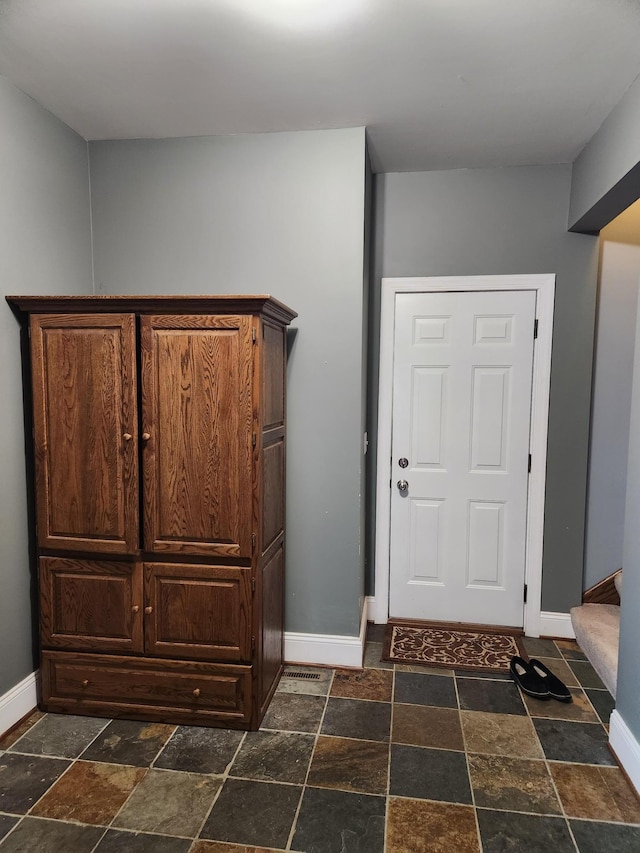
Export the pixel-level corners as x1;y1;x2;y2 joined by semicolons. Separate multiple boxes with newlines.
389;290;536;627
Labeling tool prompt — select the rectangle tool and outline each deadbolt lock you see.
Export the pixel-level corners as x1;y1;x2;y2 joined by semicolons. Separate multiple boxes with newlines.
398;458;408;468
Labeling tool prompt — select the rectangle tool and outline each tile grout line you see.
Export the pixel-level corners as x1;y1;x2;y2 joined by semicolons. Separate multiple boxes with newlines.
453;671;484;853
382;661;395;853
284;668;335;851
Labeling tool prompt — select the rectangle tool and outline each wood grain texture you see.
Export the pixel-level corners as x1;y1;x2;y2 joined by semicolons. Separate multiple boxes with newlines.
583;570;621;605
8;295;297;325
144;562;252;662
262;438;285;552
263;323;285;429
41;651;252;726
141;315;254;557
30;314;139;554
40;557;143;653
260;545;284;706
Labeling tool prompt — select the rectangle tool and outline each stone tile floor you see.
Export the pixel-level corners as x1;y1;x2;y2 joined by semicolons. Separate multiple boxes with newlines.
0;629;638;852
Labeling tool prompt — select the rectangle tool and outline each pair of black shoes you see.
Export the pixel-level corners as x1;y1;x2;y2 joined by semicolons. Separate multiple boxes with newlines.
510;656;572;702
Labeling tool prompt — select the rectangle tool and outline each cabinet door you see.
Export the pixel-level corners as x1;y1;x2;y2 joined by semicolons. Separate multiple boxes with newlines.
31;314;139;553
40;557;143;653
144;562;252;662
141;315;255;558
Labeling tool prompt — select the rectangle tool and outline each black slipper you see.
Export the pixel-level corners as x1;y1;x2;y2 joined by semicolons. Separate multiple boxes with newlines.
509;656;550;699
529;658;573;702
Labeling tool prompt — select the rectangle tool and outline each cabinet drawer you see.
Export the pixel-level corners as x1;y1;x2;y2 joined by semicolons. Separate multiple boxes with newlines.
144;562;252;662
42;651;252;726
40;558;143;653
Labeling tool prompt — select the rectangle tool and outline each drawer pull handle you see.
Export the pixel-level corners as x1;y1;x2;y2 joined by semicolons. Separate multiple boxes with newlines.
81;679;89;688
193;688;201;698
132;605;140;614
144;606;153;615
123;433;133;441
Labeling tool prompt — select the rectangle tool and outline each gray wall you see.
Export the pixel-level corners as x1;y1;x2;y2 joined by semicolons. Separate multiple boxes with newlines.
570;73;640;233
584;240;640;589
89;128;367;637
0;77;92;695
371;165;599;612
618;297;640;745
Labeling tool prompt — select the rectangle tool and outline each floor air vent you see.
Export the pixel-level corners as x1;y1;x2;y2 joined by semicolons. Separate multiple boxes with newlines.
282;670;322;680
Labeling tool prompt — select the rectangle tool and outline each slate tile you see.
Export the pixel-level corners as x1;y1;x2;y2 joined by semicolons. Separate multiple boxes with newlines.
453;669;509;681
230;731;314;784
477;809;575;853
261;692;326;733
389;744;471;804
0;813;18;841
533;719;616;765
530;657;579;687
331;668;393;702
80;720;174;767
522;638;562;659
568;661;606;690
555;640;588;661
321;698;391;742
8;714;108;759
366;624;386;644
31;760;145;825
0;712;45;749
94;829;192;853
113;768;220;837
386;798;479;853
307;735;389;795
392;704;464;751
456;678;525;715
291;786;385;853
154;726;244;774
363;642;394;670
570;819;640;853
0;816;103;853
550;762;640;822
394;671;457;709
468;754;561;814
523;687;599;723
191;843;281;853
276;667;333;696
200;778;301;849
461;710;543;758
585;689;615;725
0;753;70;814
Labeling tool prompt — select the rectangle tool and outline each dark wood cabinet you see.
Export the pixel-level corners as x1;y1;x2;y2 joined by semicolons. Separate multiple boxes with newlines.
8;294;296;730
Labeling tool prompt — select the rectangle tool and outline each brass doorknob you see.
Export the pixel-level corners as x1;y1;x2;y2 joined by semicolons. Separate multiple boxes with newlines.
144;606;153;615
123;433;133;441
142;432;151;441
193;688;201;698
81;679;89;688
132;605;140;614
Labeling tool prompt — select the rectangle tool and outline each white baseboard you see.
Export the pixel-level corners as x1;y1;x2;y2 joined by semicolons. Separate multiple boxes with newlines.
539;611;575;639
366;596;377;622
610;710;640;795
284;602;368;668
0;671;39;738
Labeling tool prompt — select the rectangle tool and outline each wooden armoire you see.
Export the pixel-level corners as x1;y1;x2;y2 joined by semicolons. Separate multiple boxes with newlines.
7;295;297;730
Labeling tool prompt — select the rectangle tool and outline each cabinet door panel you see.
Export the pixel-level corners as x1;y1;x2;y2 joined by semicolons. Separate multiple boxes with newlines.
141;315;254;557
145;562;252;661
40;557;143;652
31;314;138;553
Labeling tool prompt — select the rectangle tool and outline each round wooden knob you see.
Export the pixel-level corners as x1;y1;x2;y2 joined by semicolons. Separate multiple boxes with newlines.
144;606;153;615
142;432;151;441
193;688;201;698
132;605;140;613
123;433;133;441
81;679;89;688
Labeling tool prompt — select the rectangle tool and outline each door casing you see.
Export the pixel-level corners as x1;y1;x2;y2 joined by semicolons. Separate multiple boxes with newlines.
374;275;555;638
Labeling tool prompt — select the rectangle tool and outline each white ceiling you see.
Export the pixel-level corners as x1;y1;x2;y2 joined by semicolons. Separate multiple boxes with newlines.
1;0;640;172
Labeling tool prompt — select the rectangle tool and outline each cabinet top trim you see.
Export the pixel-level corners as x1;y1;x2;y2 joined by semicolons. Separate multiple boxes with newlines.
6;294;297;325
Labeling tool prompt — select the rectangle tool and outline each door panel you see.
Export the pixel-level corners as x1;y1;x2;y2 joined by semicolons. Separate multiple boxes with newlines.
40;557;143;653
30;314;138;553
141;315;254;557
144;562;252;662
389;291;536;627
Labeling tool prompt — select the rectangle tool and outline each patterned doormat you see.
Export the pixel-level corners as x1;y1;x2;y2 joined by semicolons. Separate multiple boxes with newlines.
382;621;527;673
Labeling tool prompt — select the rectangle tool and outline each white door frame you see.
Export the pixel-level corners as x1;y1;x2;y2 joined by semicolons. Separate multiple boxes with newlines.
374;274;555;638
